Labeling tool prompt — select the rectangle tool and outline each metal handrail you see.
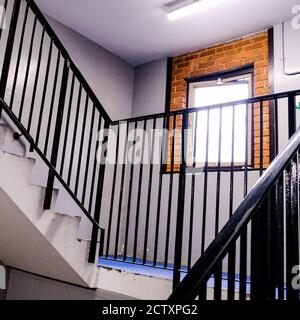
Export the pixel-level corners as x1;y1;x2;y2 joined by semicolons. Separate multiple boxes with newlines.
26;0;112;124
111;89;300;124
169;126;300;301
0;99;103;231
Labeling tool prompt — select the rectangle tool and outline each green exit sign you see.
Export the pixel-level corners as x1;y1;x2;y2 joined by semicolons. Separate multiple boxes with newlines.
297;102;300;110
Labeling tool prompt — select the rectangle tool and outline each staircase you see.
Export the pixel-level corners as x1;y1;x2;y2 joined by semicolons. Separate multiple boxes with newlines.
0;0;300;301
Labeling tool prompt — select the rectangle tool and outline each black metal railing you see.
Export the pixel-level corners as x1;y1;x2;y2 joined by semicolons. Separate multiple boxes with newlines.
169;126;300;301
99;89;300;291
0;0;111;262
1;0;300;299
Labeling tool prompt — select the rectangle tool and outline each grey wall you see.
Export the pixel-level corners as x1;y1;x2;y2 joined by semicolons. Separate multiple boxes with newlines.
6;268;133;300
131;58;167;117
274;20;300;93
47;16;134;121
273;20;300;151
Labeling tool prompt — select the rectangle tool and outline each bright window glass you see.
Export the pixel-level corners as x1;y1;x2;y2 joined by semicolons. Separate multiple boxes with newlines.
191;78;250;166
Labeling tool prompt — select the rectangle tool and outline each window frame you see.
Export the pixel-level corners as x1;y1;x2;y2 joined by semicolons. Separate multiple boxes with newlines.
186;66;255;169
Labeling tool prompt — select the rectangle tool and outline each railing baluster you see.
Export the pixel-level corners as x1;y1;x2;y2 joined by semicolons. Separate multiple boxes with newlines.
227;104;236;300
0;0;21;104
59;73;75;176
9;1;29;109
43;52;61;155
153;116;167;267
35;38;53;147
259;100;264;176
81;103;96;204
164;115;175;269
114;121;129;259
173;111;188;289
133;120;147;262
239;102;249;300
44;59;69;210
123;121;138;261
67;83;82;185
88;119;109;263
288;93;296;138
74;93;89;196
143;118;156;264
88;114;102;214
27;27;45;133
105;124;120;257
275;174;284;300
285;154;300;300
18;15;37;121
188;111;198;271
201;110;210;255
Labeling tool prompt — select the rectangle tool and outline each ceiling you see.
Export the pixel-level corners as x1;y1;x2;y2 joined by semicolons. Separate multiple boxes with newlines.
35;0;298;65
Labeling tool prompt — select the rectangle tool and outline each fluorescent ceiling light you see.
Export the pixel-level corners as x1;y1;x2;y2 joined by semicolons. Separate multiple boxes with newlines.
167;0;218;21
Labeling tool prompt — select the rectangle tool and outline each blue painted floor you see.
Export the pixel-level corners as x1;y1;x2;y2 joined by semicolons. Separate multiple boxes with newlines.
99;256;251;294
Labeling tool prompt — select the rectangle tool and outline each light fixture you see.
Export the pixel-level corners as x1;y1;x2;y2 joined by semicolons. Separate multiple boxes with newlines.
167;0;218;21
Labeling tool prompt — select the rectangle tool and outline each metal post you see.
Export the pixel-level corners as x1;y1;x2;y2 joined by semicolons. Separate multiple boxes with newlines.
0;0;21;102
173;112;188;289
288;93;296;138
88;120;109;263
43;59;69;209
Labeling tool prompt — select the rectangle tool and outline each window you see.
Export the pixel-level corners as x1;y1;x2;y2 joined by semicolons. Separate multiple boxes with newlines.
188;71;253;167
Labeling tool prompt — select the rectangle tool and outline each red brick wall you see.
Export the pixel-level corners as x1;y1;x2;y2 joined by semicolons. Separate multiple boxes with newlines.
168;31;270;169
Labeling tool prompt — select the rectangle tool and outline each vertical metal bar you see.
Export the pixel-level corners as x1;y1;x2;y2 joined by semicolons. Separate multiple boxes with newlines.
173;111;188;289
285;155;299;300
251;198;269;300
98;228;105;258
153;116;167;266
214;262;223;300
0;0;21;102
59;73;75;176
275;175;284;300
227;104;236;300
274;98;279;157
188;111;198;271
88;120;109;263
288;93;296;138
215;107;223;237
43;52;61;155
18;16;37;121
105;124;120;257
266;190;276;300
259;100;264;176
123;121;138;261
240;103;249;300
114;121;129;259
74;93;89;196
143;118;156;264
67;83;82;185
88;115;102;214
35;39;53;147
81;105;96;204
133;120;147;262
201;110;210;255
27;28;45;133
9;1;29;109
164;115;176;268
43;60;69;210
